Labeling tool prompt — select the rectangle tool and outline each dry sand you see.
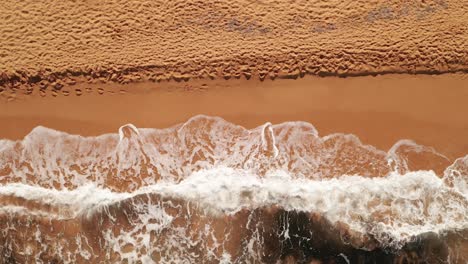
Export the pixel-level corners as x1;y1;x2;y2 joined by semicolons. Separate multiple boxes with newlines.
0;0;467;86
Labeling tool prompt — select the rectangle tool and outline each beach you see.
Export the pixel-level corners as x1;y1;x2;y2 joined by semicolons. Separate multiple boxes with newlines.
1;0;467;263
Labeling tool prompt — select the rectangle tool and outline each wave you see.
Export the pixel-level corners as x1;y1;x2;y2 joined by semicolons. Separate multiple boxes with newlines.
0;115;457;190
0;115;467;263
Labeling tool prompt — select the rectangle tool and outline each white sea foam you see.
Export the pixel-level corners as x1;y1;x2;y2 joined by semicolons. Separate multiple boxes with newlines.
149;167;468;248
0;116;467;262
0;167;466;249
0;183;130;218
0;115;458;192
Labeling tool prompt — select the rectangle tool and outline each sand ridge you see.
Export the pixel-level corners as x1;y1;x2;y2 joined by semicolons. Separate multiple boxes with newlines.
0;0;467;91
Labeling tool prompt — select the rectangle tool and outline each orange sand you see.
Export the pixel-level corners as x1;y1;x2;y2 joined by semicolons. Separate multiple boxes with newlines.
0;0;467;88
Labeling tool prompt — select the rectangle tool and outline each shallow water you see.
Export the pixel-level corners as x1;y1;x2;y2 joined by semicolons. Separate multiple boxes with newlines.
0;115;466;263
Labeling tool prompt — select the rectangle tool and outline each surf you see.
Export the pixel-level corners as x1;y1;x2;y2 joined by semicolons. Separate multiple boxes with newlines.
0;115;466;263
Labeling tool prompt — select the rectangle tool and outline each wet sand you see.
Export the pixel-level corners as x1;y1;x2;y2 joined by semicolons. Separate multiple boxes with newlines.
1;74;467;159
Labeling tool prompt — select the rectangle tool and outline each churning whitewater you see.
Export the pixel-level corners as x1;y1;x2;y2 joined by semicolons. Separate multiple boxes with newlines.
0;115;467;263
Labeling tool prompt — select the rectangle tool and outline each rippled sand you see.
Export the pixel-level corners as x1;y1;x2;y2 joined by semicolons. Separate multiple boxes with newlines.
0;0;467;89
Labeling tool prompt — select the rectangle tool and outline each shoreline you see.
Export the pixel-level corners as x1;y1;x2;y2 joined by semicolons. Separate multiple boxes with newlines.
1;73;467;159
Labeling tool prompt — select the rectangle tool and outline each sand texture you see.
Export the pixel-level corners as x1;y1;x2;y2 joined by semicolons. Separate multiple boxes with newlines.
0;0;467;90
1;1;468;263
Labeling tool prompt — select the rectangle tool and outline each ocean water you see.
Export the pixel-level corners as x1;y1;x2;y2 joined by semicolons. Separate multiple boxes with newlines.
0;115;466;263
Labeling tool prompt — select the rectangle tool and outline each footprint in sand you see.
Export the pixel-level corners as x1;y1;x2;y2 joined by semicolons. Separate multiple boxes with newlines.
24;88;33;95
75;89;82;96
119;89;126;94
62;90;70;96
86;87;92;93
199;83;208;91
39;90;46;97
98;88;104;95
7;93;16;102
51;90;58;97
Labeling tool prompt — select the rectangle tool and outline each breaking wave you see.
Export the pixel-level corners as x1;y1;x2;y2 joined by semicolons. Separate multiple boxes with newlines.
0;115;466;263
